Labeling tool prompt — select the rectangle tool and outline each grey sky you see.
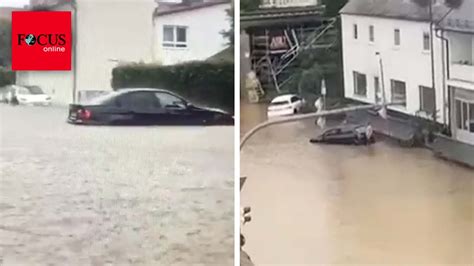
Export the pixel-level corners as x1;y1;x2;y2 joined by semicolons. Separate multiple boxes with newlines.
0;0;29;8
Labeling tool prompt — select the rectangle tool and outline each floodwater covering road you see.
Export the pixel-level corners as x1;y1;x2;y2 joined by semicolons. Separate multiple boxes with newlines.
240;102;473;265
0;105;234;265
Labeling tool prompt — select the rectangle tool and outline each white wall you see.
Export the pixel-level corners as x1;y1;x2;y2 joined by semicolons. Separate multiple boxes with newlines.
76;0;156;91
154;4;230;65
341;14;446;123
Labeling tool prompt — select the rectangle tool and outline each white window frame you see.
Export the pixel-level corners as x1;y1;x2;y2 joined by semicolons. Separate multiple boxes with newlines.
423;31;430;51
394;28;401;46
162;25;188;48
390;79;406;107
353;71;367;97
369;25;374;43
456;99;474;133
419;85;435;115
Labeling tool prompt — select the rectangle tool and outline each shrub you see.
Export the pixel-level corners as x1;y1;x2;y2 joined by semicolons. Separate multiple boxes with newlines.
112;61;234;113
0;67;15;87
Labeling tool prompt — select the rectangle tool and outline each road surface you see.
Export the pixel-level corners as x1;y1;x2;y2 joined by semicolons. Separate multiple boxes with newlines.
0;105;234;265
240;102;473;265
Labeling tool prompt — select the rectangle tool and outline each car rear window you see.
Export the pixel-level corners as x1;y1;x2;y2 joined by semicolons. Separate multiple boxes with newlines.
270;100;290;106
25;86;44;95
86;92;120;105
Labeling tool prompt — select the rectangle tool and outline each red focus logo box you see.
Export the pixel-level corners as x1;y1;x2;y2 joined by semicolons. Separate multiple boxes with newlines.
11;11;72;71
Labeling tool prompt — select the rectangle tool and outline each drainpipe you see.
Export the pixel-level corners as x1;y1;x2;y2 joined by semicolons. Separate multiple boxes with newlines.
72;0;77;103
435;28;451;133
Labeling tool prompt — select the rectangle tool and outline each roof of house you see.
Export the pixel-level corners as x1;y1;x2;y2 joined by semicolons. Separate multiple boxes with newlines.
340;0;474;32
241;5;328;28
154;0;230;17
339;0;450;22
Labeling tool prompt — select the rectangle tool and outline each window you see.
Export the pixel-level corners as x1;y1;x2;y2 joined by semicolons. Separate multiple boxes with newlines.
290;96;300;103
419;86;435;115
121;92;161;110
394;29;400;46
455;100;474;132
374;77;381;103
155;92;186;108
454;99;474;132
390;79;406;106
353;71;367;97
423;32;430;51
470;103;474;133
462;102;468;130
369;25;374;42
456;100;462;129
162;25;187;48
353;24;358;39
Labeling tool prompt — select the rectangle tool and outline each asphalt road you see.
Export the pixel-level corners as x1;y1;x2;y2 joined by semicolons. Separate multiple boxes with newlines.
0;105;234;265
240;102;473;265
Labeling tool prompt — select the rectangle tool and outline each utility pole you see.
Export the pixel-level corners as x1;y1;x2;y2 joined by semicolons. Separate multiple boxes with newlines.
429;1;437;123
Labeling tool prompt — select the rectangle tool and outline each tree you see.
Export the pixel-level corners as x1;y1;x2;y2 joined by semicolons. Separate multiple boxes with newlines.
221;6;234;45
322;0;348;17
0;19;12;67
241;0;260;12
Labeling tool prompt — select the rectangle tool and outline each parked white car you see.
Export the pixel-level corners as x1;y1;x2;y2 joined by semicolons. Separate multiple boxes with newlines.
7;85;52;106
267;94;305;118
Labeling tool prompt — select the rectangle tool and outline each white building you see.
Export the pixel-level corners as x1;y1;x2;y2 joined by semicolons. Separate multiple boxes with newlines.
15;0;230;104
153;0;230;65
340;0;449;123
439;0;474;144
340;0;474;145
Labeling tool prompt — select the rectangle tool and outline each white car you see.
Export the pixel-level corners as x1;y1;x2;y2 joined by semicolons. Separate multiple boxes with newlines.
267;94;305;118
7;85;52;106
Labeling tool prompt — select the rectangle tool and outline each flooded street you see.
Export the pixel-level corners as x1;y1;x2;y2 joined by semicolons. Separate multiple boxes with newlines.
240;102;474;265
0;105;234;265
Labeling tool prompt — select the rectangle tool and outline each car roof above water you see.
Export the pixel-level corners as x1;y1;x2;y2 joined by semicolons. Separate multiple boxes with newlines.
325;123;368;132
271;94;299;103
115;88;172;94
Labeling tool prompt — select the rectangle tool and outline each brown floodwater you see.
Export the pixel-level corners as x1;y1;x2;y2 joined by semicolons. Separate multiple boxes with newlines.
240;102;474;265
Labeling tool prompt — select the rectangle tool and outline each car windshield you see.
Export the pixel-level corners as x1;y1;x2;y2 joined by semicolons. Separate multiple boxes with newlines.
25;86;44;95
270;100;289;106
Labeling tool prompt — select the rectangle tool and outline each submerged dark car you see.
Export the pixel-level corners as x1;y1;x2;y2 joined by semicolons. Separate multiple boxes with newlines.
68;88;233;126
310;124;375;145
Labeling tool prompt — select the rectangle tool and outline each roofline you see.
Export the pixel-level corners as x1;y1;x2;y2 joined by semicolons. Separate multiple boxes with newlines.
154;1;229;17
436;26;474;34
340;11;431;23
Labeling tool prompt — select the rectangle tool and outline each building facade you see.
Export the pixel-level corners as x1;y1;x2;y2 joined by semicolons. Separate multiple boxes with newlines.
340;0;447;123
440;1;474;144
16;0;156;104
340;0;473;145
153;0;230;65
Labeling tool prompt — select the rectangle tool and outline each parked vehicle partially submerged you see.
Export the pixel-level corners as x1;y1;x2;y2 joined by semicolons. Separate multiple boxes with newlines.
267;94;305;118
310;123;375;145
2;85;51;106
67;88;234;126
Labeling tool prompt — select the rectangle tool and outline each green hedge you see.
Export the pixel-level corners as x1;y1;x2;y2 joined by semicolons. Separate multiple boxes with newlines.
112;62;234;113
0;67;15;87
